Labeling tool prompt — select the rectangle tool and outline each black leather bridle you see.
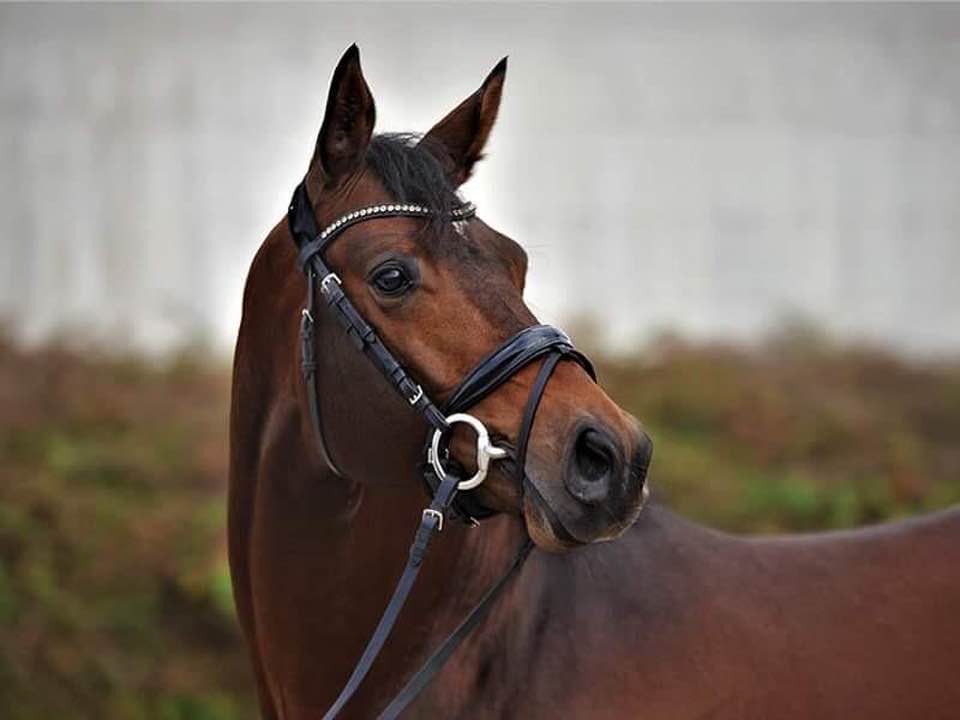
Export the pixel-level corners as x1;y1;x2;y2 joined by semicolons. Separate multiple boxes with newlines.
288;181;596;719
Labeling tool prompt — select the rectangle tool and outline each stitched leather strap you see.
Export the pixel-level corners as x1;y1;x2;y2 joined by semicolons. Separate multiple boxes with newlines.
377;539;534;720
514;352;563;483
300;269;344;476
311;253;448;431
320;473;460;720
444;325;595;414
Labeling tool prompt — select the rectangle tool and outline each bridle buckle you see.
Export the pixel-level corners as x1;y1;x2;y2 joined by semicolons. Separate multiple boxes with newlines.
422;508;444;532
320;272;342;295
407;384;424;405
428;413;509;491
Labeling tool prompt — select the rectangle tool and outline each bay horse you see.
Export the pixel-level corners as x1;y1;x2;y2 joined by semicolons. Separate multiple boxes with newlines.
229;46;960;719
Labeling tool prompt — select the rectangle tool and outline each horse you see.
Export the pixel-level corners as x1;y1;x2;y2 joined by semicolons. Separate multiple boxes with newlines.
228;46;960;719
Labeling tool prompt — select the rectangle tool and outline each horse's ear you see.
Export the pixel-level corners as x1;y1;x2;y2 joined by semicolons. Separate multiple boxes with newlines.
310;44;376;189
420;58;507;187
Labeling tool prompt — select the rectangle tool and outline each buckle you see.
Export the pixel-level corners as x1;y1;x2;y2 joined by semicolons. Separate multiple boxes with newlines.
407;384;424;405
320;272;341;295
422;508;444;532
428;413;509;492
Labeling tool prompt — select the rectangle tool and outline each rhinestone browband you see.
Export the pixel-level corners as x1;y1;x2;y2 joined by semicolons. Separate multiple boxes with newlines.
316;201;477;243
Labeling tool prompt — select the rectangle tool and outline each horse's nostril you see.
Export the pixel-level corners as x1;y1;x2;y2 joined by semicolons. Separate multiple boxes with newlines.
574;429;615;483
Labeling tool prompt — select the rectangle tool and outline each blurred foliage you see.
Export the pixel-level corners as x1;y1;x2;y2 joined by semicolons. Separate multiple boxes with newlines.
598;327;960;533
1;329;959;718
0;337;256;720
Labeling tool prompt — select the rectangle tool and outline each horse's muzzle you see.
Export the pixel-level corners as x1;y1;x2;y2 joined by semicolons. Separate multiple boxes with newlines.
564;421;651;514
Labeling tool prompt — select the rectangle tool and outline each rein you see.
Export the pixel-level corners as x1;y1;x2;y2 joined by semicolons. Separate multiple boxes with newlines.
288;181;596;718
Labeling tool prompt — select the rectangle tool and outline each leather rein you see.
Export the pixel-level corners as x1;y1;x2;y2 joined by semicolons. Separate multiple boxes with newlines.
288;181;596;718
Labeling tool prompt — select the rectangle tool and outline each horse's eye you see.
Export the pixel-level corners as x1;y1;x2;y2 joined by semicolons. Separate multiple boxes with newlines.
371;264;412;296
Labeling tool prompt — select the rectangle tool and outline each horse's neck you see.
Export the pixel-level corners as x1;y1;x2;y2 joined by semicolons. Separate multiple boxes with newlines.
337;488;532;623
412;504;734;717
307;474;530;703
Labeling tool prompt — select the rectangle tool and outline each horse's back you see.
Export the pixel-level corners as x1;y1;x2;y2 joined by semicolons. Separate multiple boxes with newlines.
701;506;960;719
506;506;960;720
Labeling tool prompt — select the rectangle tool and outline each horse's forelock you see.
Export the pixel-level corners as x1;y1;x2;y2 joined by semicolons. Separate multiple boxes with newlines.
365;133;460;226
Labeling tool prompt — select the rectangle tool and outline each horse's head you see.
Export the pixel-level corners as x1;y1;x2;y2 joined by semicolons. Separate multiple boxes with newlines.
297;46;652;551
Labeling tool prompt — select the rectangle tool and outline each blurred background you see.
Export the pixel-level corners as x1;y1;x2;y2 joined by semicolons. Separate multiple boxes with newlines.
1;3;959;719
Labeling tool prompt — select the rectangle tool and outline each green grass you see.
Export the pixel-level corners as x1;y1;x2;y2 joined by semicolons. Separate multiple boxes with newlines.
0;330;958;718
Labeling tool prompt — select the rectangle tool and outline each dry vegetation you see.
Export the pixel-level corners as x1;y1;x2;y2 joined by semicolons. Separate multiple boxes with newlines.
0;338;253;719
1;331;958;719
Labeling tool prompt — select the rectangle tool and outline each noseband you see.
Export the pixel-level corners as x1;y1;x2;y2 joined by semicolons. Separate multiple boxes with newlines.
288;181;595;718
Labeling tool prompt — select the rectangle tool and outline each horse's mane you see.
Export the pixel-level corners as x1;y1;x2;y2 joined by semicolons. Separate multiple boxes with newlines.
366;133;461;231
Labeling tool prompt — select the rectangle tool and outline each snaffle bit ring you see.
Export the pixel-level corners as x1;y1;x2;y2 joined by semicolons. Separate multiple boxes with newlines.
428;413;509;491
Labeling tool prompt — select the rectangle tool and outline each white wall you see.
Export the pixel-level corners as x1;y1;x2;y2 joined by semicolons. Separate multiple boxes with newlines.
1;4;958;355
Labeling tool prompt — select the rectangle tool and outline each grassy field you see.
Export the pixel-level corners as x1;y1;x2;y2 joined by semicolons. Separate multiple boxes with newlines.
1;331;958;719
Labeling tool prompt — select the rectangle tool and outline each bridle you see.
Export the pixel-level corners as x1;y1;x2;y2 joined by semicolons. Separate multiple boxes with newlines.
288;180;596;718
290;181;596;717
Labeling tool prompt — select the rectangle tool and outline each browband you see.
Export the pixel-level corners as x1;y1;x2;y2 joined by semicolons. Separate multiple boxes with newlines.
297;191;476;272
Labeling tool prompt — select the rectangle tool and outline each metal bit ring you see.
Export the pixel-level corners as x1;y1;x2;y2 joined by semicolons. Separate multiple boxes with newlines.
428;413;509;491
